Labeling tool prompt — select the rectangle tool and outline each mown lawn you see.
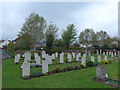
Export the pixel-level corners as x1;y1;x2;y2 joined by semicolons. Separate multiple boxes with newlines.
2;55;119;88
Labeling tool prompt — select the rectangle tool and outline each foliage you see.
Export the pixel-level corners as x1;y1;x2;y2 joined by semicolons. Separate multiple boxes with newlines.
64;59;68;63
45;22;58;50
79;29;95;46
15;33;34;50
19;13;47;48
7;42;15;58
86;61;94;67
101;60;110;64
62;24;77;48
31;70;42;77
22;76;29;79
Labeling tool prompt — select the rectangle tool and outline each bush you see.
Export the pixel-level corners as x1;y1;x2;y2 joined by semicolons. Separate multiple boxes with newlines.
80;65;86;68
72;65;80;70
30;63;36;68
31;70;42;77
86;61;94;67
101;60;110;64
66;66;73;71
22;75;29;79
7;42;15;58
54;67;63;73
64;59;68;63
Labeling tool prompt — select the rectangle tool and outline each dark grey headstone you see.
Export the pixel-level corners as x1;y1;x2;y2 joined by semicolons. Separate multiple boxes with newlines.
96;65;107;80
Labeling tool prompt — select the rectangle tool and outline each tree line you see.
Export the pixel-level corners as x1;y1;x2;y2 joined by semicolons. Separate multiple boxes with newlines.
15;13;119;50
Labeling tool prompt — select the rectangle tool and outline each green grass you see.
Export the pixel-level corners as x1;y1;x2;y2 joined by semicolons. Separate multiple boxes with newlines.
2;55;119;88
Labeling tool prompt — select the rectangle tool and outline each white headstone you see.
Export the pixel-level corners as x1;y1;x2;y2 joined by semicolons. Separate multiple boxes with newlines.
14;55;19;63
72;52;75;58
55;52;58;58
36;56;41;65
42;60;48;73
76;54;79;61
68;54;72;62
60;53;64;63
22;62;30;76
104;55;108;60
91;56;94;62
98;55;101;62
52;54;55;60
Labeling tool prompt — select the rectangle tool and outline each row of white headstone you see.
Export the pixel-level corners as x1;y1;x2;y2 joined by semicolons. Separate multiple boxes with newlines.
96;50;118;56
18;50;117;77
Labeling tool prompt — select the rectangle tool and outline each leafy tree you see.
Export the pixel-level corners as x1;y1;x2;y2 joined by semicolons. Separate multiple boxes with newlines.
79;29;95;47
54;39;64;47
62;24;77;48
7;42;15;58
45;22;58;50
96;30;109;46
19;13;47;49
16;33;34;50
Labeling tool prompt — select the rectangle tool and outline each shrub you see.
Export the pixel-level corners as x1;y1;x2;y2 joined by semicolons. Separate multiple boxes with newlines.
70;65;79;70
101;60;110;64
86;61;94;67
80;65;86;68
43;73;48;76
22;75;29;79
64;59;68;63
54;67;63;73
31;70;42;77
66;66;73;71
30;63;36;68
7;42;15;58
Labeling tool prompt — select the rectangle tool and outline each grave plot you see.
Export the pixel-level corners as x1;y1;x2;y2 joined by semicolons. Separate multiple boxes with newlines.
13;50;119;80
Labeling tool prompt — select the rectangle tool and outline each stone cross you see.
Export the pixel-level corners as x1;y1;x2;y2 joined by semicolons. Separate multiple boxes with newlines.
42;60;48;73
22;62;30;76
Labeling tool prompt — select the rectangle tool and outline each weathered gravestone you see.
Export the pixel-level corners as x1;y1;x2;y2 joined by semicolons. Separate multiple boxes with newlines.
42;60;48;73
22;62;30;76
103;52;105;55
96;65;108;80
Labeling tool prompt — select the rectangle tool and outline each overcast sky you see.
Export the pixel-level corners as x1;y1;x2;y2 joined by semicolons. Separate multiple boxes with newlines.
1;1;118;40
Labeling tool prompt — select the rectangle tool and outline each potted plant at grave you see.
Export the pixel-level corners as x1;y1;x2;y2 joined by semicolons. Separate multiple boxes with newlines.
101;60;110;64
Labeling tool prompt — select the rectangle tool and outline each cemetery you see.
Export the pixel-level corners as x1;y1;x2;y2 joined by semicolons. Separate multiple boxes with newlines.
1;2;119;88
2;49;119;88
